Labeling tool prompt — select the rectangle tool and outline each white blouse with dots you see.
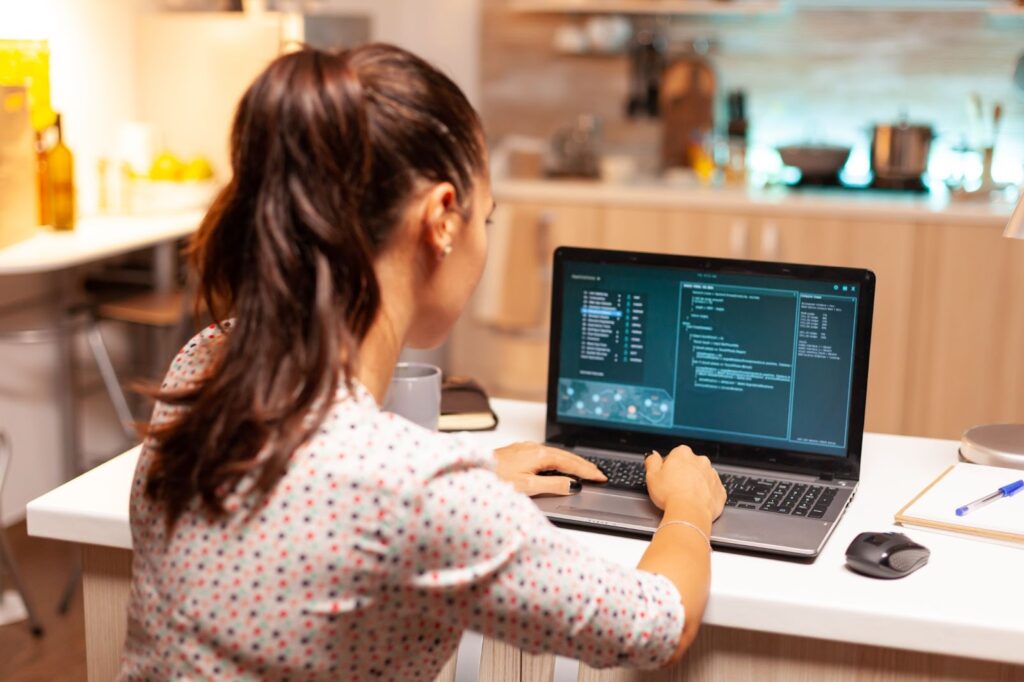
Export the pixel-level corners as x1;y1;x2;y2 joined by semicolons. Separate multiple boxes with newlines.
118;323;685;681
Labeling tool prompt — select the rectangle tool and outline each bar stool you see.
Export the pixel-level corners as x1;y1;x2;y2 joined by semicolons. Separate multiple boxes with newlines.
96;288;192;397
0;432;44;636
60;291;194;616
0;303;138;454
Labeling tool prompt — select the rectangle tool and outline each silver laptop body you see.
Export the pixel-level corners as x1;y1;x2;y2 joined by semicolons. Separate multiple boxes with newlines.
534;247;875;559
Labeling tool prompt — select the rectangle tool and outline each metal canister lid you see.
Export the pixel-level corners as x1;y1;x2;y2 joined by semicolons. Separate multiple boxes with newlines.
960;424;1024;470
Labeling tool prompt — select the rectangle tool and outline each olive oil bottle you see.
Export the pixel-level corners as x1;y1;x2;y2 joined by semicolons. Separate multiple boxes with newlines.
47;113;74;230
35;130;52;226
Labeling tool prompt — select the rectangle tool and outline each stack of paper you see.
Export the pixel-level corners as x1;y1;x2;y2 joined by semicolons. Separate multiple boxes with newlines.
895;462;1024;546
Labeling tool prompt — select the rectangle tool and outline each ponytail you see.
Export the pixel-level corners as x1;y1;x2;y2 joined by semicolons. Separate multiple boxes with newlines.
145;44;485;527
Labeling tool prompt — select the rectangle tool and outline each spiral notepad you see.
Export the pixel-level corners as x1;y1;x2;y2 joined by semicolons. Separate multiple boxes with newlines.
895;462;1024;546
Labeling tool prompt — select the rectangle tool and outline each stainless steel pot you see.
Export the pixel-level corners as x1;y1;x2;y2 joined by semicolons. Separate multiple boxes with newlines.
871;123;933;180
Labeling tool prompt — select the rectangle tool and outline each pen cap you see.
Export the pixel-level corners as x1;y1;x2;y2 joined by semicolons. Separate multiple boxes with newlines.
999;480;1024;496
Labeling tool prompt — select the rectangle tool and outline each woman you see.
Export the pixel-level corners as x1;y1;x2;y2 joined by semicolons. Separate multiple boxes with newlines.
120;44;725;680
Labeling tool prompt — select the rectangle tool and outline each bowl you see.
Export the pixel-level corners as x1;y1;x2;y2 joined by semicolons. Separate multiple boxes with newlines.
777;145;852;178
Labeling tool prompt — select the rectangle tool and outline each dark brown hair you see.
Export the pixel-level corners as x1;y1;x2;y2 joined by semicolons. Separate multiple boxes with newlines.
145;44;485;526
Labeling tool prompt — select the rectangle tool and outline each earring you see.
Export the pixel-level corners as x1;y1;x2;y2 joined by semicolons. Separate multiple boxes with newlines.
441;243;453;258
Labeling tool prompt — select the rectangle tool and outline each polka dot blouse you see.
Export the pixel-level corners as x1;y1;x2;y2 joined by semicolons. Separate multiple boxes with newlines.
119;323;684;680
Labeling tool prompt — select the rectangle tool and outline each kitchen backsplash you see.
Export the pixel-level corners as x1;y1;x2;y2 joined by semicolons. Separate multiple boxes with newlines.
481;2;1024;184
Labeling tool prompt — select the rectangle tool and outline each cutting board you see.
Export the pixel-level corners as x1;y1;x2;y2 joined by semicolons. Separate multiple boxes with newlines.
0;86;38;249
659;56;716;170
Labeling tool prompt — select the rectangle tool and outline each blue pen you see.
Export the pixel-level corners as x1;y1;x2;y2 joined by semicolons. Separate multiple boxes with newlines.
955;480;1024;517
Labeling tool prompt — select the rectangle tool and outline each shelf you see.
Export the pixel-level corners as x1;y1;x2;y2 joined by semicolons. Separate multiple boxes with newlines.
506;0;785;15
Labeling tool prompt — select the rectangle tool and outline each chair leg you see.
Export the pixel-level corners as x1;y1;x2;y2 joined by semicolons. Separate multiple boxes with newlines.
0;529;44;636
57;557;80;617
85;321;137;442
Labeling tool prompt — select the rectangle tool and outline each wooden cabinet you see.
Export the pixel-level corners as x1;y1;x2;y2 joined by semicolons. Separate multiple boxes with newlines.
449;202;603;399
451;195;1018;440
603;206;745;258
904;222;1024;439
743;216;918;436
454;204;746;398
569;207;917;436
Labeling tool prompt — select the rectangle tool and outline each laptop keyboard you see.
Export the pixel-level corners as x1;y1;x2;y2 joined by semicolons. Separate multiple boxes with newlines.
583;457;838;519
585;456;650;493
721;474;837;519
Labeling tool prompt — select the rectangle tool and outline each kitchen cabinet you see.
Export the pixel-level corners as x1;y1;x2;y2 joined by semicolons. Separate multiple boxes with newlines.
451;192;1018;440
449;202;603;399
603;207;745;258
456;204;745;399
744;216;918;436
600;209;917;435
904;221;1024;439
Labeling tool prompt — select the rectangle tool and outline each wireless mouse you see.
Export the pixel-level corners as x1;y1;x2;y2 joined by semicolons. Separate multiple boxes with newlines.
844;531;929;579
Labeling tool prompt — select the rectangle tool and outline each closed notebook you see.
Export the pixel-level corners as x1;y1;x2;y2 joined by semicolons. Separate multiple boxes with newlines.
895;462;1024;546
439;376;498;432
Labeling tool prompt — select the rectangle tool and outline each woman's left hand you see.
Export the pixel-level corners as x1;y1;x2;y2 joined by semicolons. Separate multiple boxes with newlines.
494;442;608;496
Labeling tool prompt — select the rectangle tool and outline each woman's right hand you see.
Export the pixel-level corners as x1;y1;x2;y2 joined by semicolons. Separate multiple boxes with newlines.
644;446;726;525
639;446;726;663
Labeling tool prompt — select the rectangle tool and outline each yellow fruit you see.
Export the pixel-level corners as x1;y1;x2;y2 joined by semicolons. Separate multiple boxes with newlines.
181;156;214;181
149;151;183;181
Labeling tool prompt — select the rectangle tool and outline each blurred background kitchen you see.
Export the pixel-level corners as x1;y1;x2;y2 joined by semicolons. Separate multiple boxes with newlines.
0;0;1021;674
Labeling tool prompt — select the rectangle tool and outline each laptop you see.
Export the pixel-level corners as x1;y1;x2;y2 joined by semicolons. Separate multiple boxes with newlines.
534;247;876;558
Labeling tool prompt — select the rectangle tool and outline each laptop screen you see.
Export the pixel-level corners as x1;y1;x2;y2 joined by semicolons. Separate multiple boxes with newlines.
548;248;875;469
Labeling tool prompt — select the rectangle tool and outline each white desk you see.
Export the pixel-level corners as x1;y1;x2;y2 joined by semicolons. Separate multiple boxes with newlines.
27;399;1024;681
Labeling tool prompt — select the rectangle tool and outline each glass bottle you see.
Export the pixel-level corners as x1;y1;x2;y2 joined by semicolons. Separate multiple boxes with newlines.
35;130;53;226
47;113;75;231
725;90;749;187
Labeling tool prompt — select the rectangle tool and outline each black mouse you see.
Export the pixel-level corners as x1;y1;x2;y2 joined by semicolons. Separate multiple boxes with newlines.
845;531;929;579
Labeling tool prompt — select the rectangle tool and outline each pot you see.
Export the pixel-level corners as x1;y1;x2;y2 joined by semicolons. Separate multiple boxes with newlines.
776;144;851;179
871;122;933;180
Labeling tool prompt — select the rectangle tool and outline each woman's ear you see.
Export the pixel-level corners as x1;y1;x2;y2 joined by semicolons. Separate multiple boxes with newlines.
420;182;461;262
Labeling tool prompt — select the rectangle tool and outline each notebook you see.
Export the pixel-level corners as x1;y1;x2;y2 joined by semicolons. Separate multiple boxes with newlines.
438;377;498;432
895;462;1024;546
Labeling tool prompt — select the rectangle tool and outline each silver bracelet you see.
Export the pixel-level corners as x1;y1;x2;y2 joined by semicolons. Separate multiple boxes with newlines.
655;520;712;551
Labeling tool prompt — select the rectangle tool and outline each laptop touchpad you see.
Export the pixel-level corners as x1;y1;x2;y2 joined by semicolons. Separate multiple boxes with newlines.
557;490;658;520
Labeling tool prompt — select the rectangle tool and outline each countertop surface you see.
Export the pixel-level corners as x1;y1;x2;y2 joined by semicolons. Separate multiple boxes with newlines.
0;210;205;275
0;183;1009;276
27;399;1024;665
494;178;1016;226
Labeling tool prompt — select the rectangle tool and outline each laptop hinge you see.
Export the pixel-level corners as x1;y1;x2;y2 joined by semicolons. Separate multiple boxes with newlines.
818;473;835;482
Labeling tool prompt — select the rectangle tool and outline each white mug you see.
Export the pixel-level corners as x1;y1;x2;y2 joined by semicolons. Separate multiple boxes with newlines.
382;362;442;431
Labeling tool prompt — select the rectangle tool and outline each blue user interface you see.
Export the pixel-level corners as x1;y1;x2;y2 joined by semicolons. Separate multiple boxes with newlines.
556;261;860;457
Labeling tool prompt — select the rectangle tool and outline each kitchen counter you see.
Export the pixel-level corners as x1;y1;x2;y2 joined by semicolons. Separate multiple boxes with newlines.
0;210;205;275
494;178;1015;226
26;399;1024;680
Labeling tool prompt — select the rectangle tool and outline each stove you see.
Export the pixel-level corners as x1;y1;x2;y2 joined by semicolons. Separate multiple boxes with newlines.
787;172;929;194
869;176;928;193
